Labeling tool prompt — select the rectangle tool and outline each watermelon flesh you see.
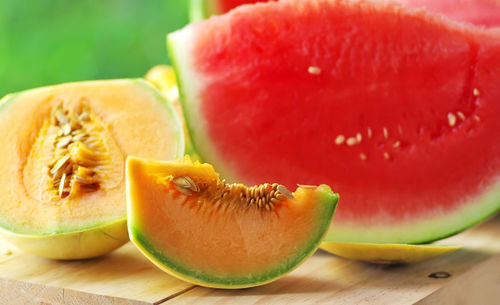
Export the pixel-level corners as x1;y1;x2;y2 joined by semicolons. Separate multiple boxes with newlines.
197;0;500;26
215;0;272;13
169;0;500;243
396;0;500;27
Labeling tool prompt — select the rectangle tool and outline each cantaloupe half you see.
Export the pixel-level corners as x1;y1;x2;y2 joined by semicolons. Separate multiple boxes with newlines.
126;156;338;288
0;79;184;259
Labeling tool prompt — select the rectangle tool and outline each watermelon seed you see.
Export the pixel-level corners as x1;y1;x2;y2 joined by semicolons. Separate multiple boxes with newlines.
397;124;403;135
474;115;481;122
367;127;373;138
346;137;357;146
277;185;294;199
447;113;457;127
356;133;362;143
359;153;367;161
384;152;390;160
393;141;400;148
457;112;465;120
308;66;321;75
383;127;389;139
473;88;480;97
335;135;345;145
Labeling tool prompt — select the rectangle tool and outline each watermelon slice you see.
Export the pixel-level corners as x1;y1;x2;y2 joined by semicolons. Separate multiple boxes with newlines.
190;0;500;26
168;0;500;244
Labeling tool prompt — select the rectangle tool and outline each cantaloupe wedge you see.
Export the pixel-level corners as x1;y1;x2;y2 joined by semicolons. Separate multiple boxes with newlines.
127;156;338;288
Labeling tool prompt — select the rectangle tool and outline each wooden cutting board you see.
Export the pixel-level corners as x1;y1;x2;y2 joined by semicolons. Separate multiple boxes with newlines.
0;214;499;305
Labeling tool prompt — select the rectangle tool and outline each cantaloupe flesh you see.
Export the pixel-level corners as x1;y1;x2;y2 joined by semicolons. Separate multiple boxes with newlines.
127;156;337;287
0;79;184;235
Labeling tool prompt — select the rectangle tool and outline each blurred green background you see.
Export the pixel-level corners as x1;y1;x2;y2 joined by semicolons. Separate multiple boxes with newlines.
0;0;189;97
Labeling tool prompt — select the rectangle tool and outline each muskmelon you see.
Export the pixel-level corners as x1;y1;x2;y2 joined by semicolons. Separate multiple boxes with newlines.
168;0;500;244
320;242;460;264
0;79;184;259
126;156;338;288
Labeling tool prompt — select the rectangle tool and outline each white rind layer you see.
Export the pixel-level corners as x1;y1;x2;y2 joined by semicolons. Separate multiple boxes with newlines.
326;176;500;243
168;26;244;184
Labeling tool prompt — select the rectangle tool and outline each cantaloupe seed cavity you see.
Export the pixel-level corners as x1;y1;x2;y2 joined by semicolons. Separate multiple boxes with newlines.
24;100;123;203
163;175;299;211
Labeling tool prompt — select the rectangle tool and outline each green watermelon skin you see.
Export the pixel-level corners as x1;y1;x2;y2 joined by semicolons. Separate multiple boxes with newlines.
189;0;276;21
191;0;500;26
169;0;500;243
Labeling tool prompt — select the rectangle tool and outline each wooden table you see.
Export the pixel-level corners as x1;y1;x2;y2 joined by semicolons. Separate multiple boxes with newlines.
1;214;499;305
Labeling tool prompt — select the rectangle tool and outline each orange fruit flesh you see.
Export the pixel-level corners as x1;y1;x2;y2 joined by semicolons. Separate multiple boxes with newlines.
0;80;183;234
127;157;330;278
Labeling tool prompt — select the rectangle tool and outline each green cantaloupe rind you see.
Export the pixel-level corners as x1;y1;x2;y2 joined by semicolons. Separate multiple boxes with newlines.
167;26;500;245
0;79;185;259
127;178;338;289
0;219;129;260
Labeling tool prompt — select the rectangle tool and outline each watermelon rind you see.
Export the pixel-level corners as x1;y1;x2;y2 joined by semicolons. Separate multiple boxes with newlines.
189;0;220;21
325;180;500;243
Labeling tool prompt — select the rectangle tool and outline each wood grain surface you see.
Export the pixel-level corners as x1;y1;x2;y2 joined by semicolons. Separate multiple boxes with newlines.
0;214;499;305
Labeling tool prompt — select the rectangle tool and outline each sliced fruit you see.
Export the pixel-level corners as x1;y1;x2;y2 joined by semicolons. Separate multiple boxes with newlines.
126;156;338;288
0;79;184;259
168;0;500;244
190;0;500;26
394;0;500;27
145;65;200;160
189;0;274;21
321;242;461;264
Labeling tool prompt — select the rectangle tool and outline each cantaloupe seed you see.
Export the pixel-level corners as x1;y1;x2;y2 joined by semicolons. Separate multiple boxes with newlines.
164;176;302;211
40;103;112;200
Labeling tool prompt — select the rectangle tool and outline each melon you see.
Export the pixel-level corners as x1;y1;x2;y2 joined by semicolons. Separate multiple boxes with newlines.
0;79;184;259
320;242;460;264
145;65;201;160
126;156;338;288
190;0;500;26
168;0;500;244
